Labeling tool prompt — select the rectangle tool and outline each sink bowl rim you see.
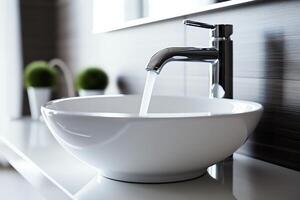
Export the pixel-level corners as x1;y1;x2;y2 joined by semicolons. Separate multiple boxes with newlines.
42;94;263;119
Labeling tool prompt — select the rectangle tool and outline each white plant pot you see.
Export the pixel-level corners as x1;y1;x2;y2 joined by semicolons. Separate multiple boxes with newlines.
27;87;51;120
79;89;104;97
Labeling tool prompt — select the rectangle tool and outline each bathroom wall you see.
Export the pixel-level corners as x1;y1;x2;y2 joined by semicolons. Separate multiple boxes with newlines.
0;0;23;119
56;0;300;170
20;0;57;115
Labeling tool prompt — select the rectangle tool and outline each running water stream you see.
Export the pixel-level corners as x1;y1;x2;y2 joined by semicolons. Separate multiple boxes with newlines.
139;71;157;116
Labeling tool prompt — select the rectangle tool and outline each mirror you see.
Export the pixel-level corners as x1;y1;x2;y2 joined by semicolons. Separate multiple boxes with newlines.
93;0;252;33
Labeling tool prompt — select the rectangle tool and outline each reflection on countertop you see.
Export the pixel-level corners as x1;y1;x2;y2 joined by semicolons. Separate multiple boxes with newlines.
76;170;235;200
0;118;299;200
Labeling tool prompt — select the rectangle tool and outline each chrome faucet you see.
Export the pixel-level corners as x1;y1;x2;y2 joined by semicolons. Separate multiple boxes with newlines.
146;20;233;99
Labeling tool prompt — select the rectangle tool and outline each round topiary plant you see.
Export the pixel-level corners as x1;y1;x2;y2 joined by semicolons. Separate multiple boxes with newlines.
76;67;109;90
24;60;58;88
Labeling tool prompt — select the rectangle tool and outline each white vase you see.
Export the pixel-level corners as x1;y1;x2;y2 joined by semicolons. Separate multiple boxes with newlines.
27;87;51;120
79;89;104;97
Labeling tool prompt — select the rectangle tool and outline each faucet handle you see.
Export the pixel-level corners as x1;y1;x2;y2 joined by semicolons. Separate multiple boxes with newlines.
184;20;215;29
184;19;233;38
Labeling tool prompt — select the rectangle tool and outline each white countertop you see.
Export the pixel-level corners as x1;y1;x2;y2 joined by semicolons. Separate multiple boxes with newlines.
0;118;299;200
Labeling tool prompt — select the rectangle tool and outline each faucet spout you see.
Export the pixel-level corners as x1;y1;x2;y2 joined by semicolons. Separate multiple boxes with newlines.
145;20;233;99
146;47;219;74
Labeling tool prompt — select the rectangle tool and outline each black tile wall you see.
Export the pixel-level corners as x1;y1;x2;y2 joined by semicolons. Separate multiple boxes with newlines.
186;0;300;170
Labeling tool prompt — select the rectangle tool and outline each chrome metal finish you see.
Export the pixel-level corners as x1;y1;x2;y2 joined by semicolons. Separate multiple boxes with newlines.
48;59;75;97
183;20;215;29
145;20;233;99
146;47;218;74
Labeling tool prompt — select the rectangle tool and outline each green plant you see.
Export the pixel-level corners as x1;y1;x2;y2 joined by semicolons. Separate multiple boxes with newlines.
76;67;109;90
24;60;58;88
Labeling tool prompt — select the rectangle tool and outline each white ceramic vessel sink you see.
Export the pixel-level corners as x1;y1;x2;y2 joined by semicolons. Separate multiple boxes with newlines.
42;95;263;183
